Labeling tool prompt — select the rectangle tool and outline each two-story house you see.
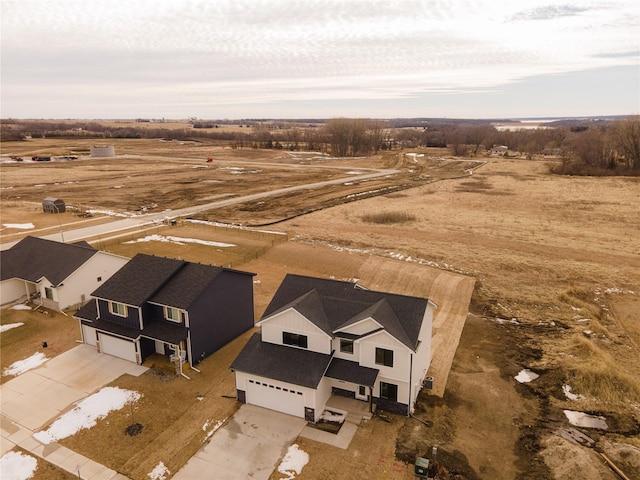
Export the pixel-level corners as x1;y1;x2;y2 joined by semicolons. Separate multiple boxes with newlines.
75;253;255;373
231;274;437;421
0;236;129;311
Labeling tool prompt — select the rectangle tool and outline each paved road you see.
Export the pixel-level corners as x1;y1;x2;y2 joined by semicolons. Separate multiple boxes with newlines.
0;166;398;250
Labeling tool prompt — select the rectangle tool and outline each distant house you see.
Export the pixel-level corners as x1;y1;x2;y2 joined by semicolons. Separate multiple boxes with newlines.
75;254;255;372
231;274;437;421
0;236;129;311
489;145;509;156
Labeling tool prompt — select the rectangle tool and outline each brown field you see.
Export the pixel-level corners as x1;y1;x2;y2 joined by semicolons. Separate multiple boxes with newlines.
1;137;639;479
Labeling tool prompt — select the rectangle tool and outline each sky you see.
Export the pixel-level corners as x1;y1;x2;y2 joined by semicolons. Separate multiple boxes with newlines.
1;0;639;120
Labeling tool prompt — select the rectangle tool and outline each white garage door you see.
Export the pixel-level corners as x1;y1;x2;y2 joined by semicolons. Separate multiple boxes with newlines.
82;325;97;346
246;379;305;418
99;333;137;363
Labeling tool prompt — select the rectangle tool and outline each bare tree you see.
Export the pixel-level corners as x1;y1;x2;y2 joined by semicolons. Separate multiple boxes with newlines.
613;116;640;169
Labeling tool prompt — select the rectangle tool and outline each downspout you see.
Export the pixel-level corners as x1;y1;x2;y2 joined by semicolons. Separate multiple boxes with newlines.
177;344;190;380
408;353;413;417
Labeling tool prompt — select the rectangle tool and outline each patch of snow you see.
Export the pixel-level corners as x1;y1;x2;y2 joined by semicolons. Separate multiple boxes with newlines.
10;304;32;310
277;444;309;480
570;306;582;311
3;223;35;229
185;218;287;236
346;170;364;174
124;234;235;248
563;410;608;429
515;369;539;383
86;208;132;218
320;410;346;423
33;387;141;444
604;287;636;295
203;418;226;440
562;385;583;401
3;352;48;377
1;322;25;332
147;461;170;480
0;451;38;480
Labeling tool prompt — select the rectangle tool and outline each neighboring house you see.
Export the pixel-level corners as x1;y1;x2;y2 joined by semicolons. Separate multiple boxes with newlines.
489;145;509;156
0;236;129;311
75;253;255;373
231;274;437;422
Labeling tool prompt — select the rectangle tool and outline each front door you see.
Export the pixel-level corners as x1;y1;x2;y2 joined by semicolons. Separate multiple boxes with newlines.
356;385;369;401
155;340;165;355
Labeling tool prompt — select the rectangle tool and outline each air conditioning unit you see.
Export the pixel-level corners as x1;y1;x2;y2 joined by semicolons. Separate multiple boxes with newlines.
422;376;434;390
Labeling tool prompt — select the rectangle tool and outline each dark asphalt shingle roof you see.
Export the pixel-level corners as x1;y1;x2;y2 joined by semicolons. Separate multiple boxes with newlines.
262;274;429;351
325;358;379;387
231;333;332;389
92;254;184;306
1;236;97;285
149;262;224;309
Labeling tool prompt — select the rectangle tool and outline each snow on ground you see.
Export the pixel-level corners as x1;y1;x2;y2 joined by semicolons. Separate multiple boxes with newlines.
124;234;235;247
563;410;608;430
147;461;170;480
562;385;583;401
33;387;141;444
0;451;38;480
10;304;31;310
2;223;35;229
185;218;288;236
202;417;227;440
1;322;25;332
3;352;47;377
514;369;539;383
320;409;346;423
277;444;309;480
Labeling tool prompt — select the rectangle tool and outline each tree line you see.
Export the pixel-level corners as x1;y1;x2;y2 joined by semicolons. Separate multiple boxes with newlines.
2;116;638;174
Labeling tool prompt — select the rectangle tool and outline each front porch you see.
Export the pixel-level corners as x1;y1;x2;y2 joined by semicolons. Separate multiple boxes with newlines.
326;394;374;425
143;353;191;375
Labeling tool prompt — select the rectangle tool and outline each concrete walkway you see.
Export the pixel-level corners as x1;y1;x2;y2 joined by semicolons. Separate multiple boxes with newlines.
1;345;147;479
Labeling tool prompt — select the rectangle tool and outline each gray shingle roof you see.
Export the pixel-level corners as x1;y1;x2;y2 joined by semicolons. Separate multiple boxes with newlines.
231;333;332;389
325;358;378;387
149;262;223;310
91;254;184;306
262;274;429;351
1;236;97;285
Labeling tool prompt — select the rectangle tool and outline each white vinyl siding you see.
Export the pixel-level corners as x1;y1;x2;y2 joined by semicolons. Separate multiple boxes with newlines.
260;309;332;354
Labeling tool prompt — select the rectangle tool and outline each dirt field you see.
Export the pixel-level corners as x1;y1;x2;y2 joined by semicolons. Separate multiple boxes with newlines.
2;138;639;479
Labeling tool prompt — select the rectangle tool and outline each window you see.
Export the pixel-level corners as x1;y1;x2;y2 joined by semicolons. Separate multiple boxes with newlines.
340;339;354;354
44;287;54;300
359;385;366;396
109;302;127;317
282;332;308;348
164;306;181;323
380;382;398;401
97;276;102;282
375;347;394;367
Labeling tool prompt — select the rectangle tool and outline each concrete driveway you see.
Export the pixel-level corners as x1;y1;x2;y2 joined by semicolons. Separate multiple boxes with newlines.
173;404;307;480
1;344;147;433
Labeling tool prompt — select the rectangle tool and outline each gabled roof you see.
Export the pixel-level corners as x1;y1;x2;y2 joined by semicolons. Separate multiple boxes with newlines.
0;236;97;285
231;333;332;389
92;254;184;306
260;289;332;335
261;274;430;351
148;263;224;310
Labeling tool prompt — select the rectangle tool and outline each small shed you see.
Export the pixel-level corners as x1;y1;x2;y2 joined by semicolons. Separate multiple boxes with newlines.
43;197;65;213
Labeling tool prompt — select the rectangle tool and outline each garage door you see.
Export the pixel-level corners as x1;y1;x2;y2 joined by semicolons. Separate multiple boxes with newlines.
82;325;97;346
99;333;137;363
246;379;305;418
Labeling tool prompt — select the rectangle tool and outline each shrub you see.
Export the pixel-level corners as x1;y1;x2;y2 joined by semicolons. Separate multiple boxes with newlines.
361;211;416;224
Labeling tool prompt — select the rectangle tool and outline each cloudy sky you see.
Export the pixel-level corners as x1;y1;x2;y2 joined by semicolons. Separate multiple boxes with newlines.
1;0;638;119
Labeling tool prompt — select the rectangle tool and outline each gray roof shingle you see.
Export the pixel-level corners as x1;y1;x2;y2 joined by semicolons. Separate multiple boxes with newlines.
325;358;379;387
262;274;429;351
149;262;223;310
1;236;97;285
91;254;184;306
231;333;332;389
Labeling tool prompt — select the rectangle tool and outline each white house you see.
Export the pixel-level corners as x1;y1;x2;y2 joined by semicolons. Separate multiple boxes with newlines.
0;236;129;311
231;274;437;422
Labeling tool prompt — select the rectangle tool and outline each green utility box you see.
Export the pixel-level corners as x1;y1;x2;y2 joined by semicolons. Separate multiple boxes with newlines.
415;456;430;478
